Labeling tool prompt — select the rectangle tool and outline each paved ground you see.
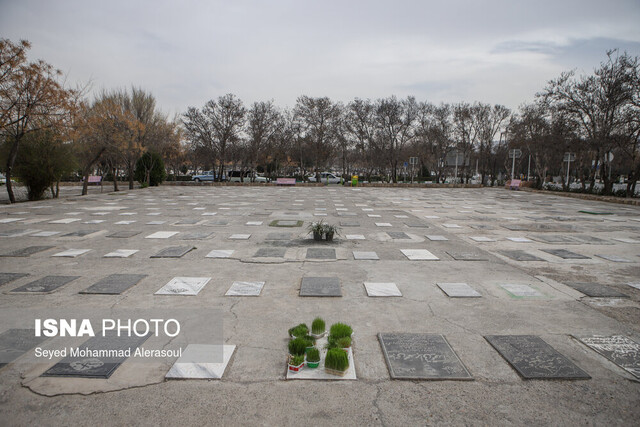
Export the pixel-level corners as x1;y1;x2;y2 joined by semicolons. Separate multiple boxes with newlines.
0;185;639;425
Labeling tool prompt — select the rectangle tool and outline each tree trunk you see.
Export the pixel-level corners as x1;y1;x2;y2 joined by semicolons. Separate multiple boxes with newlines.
4;137;21;204
112;167;119;191
82;148;106;196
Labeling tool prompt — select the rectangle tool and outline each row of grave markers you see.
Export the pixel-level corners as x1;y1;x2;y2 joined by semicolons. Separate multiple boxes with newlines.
1;327;638;382
1;273;635;298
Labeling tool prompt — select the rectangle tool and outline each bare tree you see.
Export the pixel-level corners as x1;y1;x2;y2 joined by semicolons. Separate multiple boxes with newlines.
246;100;280;181
542;49;640;194
375;96;418;182
294;96;341;181
183;94;245;181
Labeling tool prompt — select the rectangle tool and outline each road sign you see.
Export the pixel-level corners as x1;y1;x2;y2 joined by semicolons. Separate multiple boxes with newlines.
409;157;418;165
403;162;408;168
508;149;522;159
563;153;575;162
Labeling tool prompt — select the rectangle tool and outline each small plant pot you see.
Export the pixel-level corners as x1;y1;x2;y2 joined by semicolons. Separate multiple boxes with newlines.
324;367;347;377
305;346;315;354
325;232;334;242
288;362;304;372
313;231;323;241
306;361;320;369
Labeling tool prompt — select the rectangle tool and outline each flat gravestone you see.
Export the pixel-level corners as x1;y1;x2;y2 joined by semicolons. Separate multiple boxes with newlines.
353;251;379;260
0;246;54;257
174;218;200;225
0;273;28;286
340;221;360;227
595;254;633;263
485;335;590;379
387;232;410;239
426;235;448;241
499;250;544;262
532;235;578;244
151;246;195;258
541;249;590;260
501;284;542;297
104;249;139;258
205;250;234;258
446;251;487;261
155;277;210;295
404;222;428;228
346;234;365;240
62;230;99;237
270;220;302;227
364;282;402;297
0;329;48;368
166;344;236;379
337;212;357;216
378;333;472;380
254;248;286;258
306;248;336;260
400;249;439;261
300;277;341;297
576;335;640;379
52;249;91;258
229;234;251;240
80;274;147;295
145;231;178;239
207;220;229;226
437;283;481;298
265;232;291;240
180;232;213;240
470;236;496;242
225;281;265;296
565;282;629;298
506;237;532;242
41;332;150;379
572;235;610;244
31;231;61;237
107;231;141;238
10;275;79;293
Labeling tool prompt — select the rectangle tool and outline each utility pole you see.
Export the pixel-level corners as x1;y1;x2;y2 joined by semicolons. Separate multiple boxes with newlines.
527;155;531;181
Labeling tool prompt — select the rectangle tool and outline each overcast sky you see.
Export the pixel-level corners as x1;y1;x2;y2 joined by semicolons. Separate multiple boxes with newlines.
1;0;639;116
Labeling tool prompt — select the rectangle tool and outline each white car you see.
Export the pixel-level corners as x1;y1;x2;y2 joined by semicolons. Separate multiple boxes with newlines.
307;172;342;184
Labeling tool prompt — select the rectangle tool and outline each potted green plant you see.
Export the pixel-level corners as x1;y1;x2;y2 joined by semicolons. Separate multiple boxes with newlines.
329;322;353;339
308;220;325;241
306;347;320;369
303;335;316;349
336;336;352;349
288;337;308;357
324;347;349;376
323;223;340;241
311;317;326;338
288;354;305;372
288;323;309;338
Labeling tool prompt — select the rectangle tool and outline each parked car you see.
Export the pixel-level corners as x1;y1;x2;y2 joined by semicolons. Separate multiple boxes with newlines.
307;172;342;184
0;173;5;185
228;171;270;183
192;171;224;182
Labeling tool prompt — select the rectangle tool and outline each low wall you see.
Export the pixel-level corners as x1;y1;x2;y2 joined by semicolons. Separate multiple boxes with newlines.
519;187;640;206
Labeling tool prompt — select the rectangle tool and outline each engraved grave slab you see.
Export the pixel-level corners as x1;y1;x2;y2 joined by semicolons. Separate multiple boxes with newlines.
103;249;138;258
52;249;91;258
353;251;379;260
541;249;590;260
300;277;341;297
501;284;542;297
565;282;629;298
400;249;439;261
107;231;141;238
145;231;178;239
254;248;286;258
0;273;28;286
155;277;210;295
437;283;481;298
205;250;234;258
80;274;147;295
364;282;401;297
499;250;545;261
225;281;265;296
0;246;54;257
306;248;336;260
378;333;472;380
426;235;448;241
265;232;291;240
41;332;150;379
387;232;410;239
0;329;47;368
485;335;590;379
150;245;195;258
179;231;213;240
595;254;633;263
166;344;236;379
10;275;79;293
445;251;487;261
576;335;640;379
